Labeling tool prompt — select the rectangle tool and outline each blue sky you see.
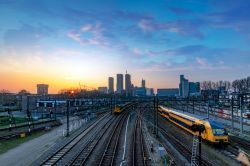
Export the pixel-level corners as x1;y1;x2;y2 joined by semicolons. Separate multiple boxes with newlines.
0;0;250;93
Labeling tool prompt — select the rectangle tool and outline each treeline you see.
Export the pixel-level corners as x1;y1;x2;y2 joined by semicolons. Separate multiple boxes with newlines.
201;80;231;91
232;77;250;93
201;76;250;93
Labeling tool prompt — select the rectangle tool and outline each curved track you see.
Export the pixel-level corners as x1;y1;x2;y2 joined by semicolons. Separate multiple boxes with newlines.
98;112;129;166
158;124;218;166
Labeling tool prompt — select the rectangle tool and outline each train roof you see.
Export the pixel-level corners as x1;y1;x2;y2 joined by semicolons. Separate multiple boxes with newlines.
208;120;225;129
160;106;199;122
160;106;226;129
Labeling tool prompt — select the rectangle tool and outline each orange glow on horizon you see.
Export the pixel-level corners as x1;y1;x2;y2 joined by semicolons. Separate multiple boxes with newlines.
0;71;107;94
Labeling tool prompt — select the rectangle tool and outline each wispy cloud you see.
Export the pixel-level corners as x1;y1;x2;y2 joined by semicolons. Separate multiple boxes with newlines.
67;22;109;46
2;23;55;54
138;19;204;39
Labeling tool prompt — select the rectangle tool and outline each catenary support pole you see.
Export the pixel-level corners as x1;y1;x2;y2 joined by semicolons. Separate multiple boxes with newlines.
66;100;69;137
156;96;159;138
153;96;156;134
231;98;234;130
240;95;243;135
199;130;201;166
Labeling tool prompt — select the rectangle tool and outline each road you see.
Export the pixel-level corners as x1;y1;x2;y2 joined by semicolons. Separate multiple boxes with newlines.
0;116;88;166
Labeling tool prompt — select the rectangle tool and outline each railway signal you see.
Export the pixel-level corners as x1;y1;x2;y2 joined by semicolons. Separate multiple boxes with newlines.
190;124;205;166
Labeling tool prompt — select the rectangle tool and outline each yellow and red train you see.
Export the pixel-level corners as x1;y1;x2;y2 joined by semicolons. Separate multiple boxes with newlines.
159;106;228;144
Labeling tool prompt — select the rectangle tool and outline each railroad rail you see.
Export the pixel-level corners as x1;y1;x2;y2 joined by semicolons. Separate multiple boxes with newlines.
67;115;117;165
229;136;250;152
132;112;149;166
98;112;129;166
40;113;110;166
158;125;218;166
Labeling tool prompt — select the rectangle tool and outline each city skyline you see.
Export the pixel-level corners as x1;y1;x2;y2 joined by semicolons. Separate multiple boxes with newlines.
1;0;250;93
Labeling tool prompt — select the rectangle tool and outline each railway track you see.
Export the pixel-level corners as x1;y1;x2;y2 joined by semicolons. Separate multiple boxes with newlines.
144;110;218;166
67;114;117;166
158;125;217;166
229;136;250;152
132;112;149;166
40;113;110;166
98;112;129;166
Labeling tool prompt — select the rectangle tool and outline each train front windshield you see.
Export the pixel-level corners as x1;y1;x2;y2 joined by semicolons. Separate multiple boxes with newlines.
209;120;227;136
212;128;226;135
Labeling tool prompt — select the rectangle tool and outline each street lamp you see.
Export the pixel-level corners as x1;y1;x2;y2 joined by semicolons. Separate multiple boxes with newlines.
66;90;75;137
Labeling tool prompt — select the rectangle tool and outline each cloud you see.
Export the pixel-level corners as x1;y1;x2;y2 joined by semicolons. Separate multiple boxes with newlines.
196;57;209;67
148;45;206;57
138;19;204;39
2;23;55;53
67;22;109;46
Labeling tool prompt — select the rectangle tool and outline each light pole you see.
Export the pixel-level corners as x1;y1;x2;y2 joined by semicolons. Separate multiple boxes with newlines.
66;100;69;137
66;90;75;137
27;95;31;135
153;96;156;134
54;100;57;121
156;96;159;138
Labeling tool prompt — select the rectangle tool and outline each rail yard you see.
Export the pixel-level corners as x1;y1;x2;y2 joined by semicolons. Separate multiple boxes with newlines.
1;98;250;166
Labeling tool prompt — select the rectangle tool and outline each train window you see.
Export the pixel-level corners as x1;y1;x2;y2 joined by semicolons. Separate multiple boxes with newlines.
212;129;225;135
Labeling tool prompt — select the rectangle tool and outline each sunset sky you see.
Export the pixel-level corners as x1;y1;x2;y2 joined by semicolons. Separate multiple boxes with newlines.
0;0;250;93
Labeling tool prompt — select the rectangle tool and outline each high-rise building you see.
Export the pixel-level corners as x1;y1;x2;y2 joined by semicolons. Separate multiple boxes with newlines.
179;75;189;97
125;73;131;96
189;82;200;96
157;88;179;97
108;77;114;94
142;79;146;88
98;87;108;94
116;74;123;94
37;84;49;95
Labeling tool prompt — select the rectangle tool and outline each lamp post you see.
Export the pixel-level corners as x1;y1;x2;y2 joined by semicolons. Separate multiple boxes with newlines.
153;96;156;134
54;100;57;121
66;90;75;137
27;95;31;135
66;100;69;137
7;108;12;131
156;96;159;138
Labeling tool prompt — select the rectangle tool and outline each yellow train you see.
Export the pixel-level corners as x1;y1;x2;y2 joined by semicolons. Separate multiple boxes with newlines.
114;103;133;114
159;106;228;144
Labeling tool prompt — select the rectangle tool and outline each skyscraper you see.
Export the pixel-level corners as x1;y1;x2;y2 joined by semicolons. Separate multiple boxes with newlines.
116;74;123;94
108;77;114;94
125;73;131;96
37;84;49;95
142;79;146;88
179;75;189;97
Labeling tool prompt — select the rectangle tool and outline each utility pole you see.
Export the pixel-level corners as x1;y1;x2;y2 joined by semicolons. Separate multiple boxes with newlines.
199;129;202;166
207;103;210;119
54;100;57;121
231;97;234;130
66;100;69;137
153;96;156;134
192;98;195;114
110;96;113;115
27;96;31;135
191;124;204;166
239;94;243;135
8;109;12;131
156;96;159;138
